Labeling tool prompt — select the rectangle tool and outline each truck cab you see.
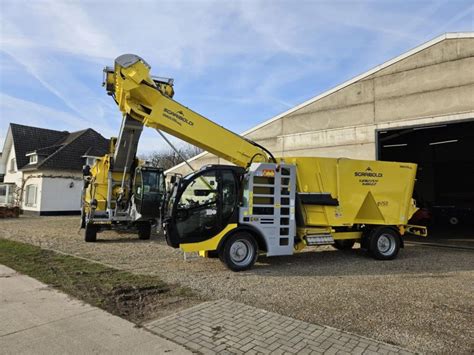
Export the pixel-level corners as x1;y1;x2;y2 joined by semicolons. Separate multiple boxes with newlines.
164;165;244;248
82;162;166;242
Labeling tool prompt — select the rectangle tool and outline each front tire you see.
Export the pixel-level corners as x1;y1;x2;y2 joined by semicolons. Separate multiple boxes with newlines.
138;222;152;240
206;251;219;258
84;223;98;243
368;227;400;260
219;232;258;272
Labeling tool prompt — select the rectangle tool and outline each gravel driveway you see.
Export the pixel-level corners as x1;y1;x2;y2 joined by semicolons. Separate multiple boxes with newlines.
1;216;473;354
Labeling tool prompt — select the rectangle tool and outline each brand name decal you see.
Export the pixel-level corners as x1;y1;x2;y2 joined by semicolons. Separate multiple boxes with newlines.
355;167;383;186
354;171;383;177
163;108;194;126
354;167;383;178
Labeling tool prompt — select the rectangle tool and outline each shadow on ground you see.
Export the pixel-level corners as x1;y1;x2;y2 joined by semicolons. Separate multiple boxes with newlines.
246;244;474;277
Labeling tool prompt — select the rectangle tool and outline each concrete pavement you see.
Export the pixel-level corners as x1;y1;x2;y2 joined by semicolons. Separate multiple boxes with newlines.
146;300;415;355
0;264;190;354
1;263;417;354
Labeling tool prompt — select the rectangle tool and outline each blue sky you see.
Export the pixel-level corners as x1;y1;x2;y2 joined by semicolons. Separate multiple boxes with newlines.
1;0;473;154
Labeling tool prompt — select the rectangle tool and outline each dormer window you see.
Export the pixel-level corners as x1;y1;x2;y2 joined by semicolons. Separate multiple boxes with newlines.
29;154;38;164
85;157;96;166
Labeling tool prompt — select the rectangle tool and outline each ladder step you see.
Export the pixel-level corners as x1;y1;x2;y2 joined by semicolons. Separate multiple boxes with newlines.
306;234;334;246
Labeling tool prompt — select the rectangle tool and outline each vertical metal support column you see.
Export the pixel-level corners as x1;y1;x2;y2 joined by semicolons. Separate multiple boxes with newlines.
107;171;113;219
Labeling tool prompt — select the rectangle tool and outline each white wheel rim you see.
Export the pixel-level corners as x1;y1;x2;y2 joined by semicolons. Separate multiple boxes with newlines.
229;239;254;266
377;233;396;256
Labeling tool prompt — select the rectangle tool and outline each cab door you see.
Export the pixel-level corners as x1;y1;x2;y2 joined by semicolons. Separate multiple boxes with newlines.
171;168;239;245
133;167;165;218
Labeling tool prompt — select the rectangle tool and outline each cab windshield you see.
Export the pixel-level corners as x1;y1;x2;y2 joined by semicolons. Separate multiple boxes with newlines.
142;170;165;194
178;175;217;209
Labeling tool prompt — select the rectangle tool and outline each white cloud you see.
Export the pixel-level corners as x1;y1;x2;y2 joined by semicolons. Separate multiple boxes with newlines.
0;93;114;138
0;1;117;61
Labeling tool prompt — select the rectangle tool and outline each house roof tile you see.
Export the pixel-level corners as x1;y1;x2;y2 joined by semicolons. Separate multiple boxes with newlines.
10;123;109;172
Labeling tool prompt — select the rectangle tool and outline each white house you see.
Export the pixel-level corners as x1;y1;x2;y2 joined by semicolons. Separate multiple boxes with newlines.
0;123;109;215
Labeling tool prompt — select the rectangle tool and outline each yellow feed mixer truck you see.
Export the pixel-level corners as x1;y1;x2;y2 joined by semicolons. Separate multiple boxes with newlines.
99;54;426;271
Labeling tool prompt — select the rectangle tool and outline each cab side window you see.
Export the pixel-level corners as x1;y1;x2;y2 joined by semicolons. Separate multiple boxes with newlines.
134;170;143;197
221;171;237;220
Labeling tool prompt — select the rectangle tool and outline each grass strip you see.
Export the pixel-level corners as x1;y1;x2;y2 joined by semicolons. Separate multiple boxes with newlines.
0;238;193;322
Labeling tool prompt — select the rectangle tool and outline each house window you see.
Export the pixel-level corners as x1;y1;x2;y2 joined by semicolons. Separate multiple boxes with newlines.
25;185;37;207
29;155;38;164
0;184;14;205
0;185;6;204
9;158;16;172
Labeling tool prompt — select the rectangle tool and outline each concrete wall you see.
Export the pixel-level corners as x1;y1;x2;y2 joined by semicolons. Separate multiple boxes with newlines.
169;36;474;176
3;142;23;187
22;174;43;213
4;167;83;214
39;171;83;213
2;139;45;212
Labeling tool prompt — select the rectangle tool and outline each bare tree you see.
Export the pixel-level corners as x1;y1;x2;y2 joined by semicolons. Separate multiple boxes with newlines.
140;144;203;170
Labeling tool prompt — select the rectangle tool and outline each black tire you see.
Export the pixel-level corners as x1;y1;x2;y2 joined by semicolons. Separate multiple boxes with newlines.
360;229;371;250
368;227;400;260
85;223;98;242
332;239;356;250
138;222;152;240
219;232;258;272
207;251;219;258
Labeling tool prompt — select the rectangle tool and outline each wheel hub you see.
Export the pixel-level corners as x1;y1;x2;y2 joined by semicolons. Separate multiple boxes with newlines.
229;239;254;266
377;234;396;256
230;241;248;262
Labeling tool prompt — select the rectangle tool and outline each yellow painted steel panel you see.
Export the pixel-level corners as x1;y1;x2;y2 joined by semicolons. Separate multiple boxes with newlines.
180;224;238;252
284;157;417;227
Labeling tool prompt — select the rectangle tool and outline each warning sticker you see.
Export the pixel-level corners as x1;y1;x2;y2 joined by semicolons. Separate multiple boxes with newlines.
261;169;275;177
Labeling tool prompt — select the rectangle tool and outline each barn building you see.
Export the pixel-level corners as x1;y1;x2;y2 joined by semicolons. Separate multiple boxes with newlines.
167;32;474;226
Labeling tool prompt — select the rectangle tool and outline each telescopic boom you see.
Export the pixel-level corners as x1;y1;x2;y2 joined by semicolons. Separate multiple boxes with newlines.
104;54;274;168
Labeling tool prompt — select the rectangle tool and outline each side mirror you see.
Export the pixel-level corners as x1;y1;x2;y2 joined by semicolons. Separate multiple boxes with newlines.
170;175;177;184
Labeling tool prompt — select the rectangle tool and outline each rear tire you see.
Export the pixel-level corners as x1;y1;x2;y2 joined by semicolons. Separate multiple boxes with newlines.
138;222;152;240
219;232;258;272
84;223;98;243
368;227;400;260
332;239;356;250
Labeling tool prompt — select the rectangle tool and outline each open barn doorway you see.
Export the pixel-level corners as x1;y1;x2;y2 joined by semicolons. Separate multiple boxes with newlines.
377;120;474;245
